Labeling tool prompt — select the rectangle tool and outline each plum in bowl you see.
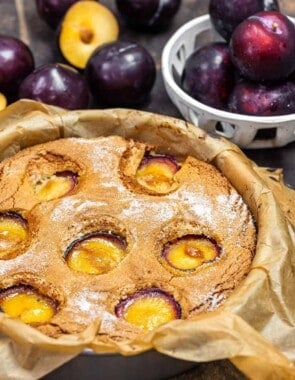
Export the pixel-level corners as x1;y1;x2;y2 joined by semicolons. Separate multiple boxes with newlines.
161;14;295;148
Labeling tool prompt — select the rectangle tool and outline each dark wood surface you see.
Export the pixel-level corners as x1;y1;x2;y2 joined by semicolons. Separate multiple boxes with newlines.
2;1;294;379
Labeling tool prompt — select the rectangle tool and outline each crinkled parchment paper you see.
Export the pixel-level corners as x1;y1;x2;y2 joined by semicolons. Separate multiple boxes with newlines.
0;100;294;380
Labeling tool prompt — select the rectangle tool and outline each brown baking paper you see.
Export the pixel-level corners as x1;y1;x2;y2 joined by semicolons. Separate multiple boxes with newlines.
0;100;294;379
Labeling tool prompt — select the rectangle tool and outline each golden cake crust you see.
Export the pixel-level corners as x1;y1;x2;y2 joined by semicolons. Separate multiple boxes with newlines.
0;136;256;338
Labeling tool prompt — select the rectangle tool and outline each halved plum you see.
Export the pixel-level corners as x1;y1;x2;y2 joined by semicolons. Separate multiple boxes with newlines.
34;170;78;201
58;0;119;69
115;288;181;331
0;285;57;324
65;232;127;275
135;154;180;193
0;92;7;111
162;235;221;271
0;212;28;259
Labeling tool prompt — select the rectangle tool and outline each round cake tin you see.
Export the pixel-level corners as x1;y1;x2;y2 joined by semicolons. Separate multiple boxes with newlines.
43;349;197;380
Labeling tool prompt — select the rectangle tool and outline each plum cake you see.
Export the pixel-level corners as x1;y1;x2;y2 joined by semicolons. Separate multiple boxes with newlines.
0;136;256;339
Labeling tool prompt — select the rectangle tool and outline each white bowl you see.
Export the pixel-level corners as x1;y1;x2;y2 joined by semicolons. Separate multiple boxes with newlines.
162;14;295;149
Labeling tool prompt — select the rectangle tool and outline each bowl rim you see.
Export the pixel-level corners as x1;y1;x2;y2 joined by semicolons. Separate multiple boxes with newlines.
161;13;295;125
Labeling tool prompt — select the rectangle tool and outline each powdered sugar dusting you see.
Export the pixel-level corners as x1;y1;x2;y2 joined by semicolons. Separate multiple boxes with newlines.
68;290;116;326
120;198;175;224
50;198;107;221
170;188;215;226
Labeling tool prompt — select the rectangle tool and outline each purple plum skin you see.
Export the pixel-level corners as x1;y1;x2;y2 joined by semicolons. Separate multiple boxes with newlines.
230;11;295;82
209;0;264;41
209;0;280;41
64;231;127;260
116;0;181;31
18;63;90;110
0;36;34;99
138;154;180;172
85;41;156;107
0;211;28;229
181;42;235;110
115;288;181;319
35;0;79;29
228;80;295;116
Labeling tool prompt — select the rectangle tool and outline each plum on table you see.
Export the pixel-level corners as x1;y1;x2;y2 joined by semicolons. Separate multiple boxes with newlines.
116;0;181;31
18;63;89;110
58;0;119;69
35;0;79;29
0;92;7;111
0;35;34;100
85;40;156;107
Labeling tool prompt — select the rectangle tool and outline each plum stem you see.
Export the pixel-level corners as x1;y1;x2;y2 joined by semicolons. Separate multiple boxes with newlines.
271;22;278;32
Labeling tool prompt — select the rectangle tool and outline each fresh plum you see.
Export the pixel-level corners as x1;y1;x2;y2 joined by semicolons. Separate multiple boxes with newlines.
116;0;181;31
18;63;89;110
58;1;119;69
35;0;79;29
85;41;156;107
228;80;295;116
0;35;34;99
230;11;295;82
181;42;235;110
209;0;280;41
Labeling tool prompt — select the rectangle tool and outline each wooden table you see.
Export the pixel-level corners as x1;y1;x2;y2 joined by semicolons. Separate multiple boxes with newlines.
2;1;294;379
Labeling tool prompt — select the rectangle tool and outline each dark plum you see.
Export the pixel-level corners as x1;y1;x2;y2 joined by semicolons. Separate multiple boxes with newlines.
115;287;181;330
228;80;295;116
181;42;235;110
35;0;79;29
18;63;89;110
116;0;181;31
85;41;156;107
0;36;34;99
209;0;279;41
230;11;295;82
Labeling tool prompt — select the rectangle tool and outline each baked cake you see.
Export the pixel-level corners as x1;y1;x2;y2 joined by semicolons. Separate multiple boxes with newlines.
0;136;256;339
